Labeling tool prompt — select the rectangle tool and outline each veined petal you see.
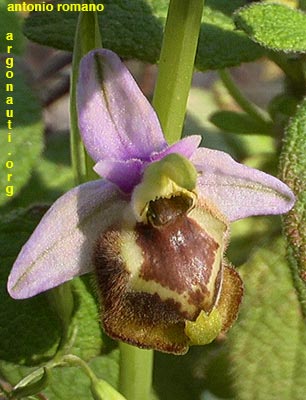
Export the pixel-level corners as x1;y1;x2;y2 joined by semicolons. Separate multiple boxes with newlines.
192;148;295;221
77;49;167;162
94;158;145;193
150;135;202;162
8;180;127;299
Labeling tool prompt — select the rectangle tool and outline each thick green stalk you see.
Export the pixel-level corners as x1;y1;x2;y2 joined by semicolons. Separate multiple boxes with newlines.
152;0;204;144
119;2;204;399
119;343;154;400
279;97;306;319
218;69;272;126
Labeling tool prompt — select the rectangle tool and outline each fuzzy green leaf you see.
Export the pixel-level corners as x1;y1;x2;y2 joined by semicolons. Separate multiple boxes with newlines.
0;62;43;207
43;351;119;400
234;3;306;52
0;0;24;54
280;98;306;294
0;207;62;368
228;239;306;400
196;7;263;71
67;276;104;361
3;133;74;212
210;111;272;135
0;207;104;389
23;0;263;71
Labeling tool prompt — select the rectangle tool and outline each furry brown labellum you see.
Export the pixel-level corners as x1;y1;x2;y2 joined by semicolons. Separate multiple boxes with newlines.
94;195;243;354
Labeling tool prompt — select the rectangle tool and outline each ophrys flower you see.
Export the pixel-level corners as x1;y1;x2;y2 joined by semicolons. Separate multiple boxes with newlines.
8;49;295;354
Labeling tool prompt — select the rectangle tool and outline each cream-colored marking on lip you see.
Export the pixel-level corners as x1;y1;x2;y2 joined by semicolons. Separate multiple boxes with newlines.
119;228;216;318
120;229;144;278
189;205;227;244
131;277;199;317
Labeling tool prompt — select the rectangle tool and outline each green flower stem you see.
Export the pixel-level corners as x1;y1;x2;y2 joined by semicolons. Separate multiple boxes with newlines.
152;0;205;144
119;2;204;398
119;1;204;397
119;342;154;400
63;354;95;382
218;69;272;127
70;1;102;184
63;355;127;400
218;69;272;128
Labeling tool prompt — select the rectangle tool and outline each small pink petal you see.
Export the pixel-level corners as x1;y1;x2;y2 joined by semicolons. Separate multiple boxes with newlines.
8;180;127;299
77;49;167;162
192;148;295;221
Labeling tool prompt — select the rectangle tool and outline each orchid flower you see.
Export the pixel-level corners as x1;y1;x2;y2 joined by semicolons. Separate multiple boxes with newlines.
7;49;295;355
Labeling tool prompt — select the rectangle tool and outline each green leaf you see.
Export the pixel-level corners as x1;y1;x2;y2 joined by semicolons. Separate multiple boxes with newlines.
11;368;49;399
3;133;74;211
210;111;272;135
24;0;163;62
0;207;61;369
279;98;306;303
0;207;104;388
184;88;250;158
228;238;306;400
23;0;263;71
184;88;275;161
196;8;263;71
0;0;24;54
0;61;43;207
154;344;234;400
206;0;247;15
268;93;299;133
68;276;104;361
154;347;210;400
234;3;306;52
